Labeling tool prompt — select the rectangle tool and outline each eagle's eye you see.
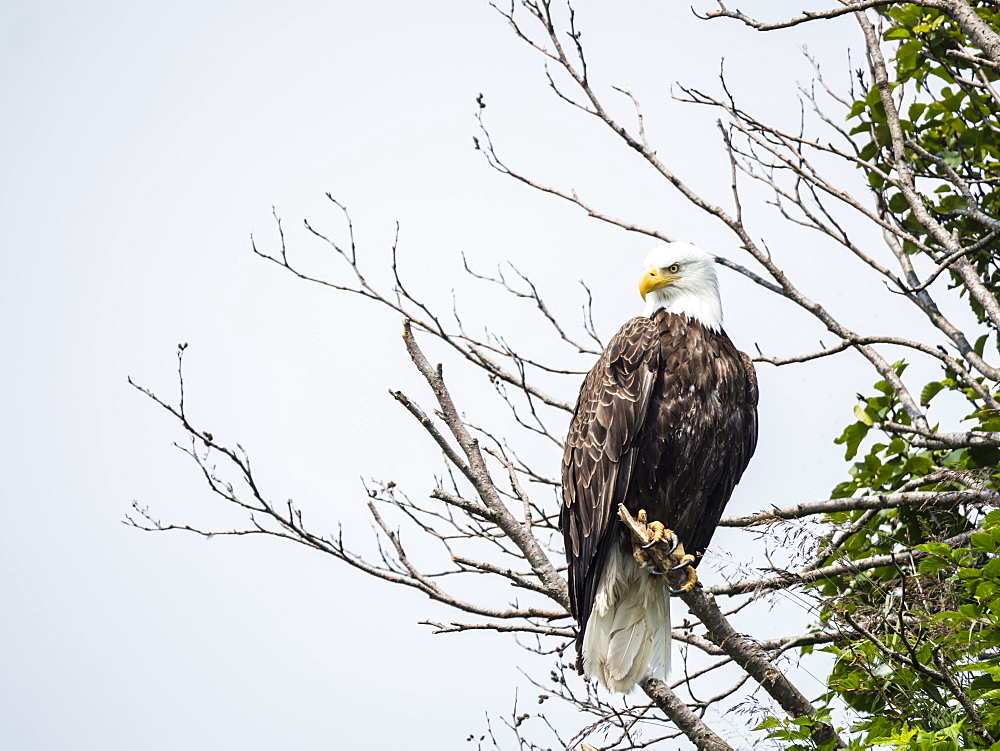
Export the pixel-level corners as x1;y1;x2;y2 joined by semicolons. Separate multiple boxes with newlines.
667;263;681;274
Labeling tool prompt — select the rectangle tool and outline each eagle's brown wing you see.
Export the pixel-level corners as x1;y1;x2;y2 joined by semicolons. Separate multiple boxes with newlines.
560;316;660;638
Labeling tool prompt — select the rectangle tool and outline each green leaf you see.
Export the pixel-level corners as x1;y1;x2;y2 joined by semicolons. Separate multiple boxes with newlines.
836;421;872;460
920;381;946;406
973;530;1000;554
918;556;952;574
854;404;875;426
938;150;962;167
982;509;1000;530
916;541;954;558
847;99;868;120
984;557;1000;580
976;333;989;358
889;192;911;214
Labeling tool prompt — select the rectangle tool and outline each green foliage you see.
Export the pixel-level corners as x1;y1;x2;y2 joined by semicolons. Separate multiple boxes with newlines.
755;712;841;751
821;526;1000;749
846;2;1000;330
761;524;1000;749
813;357;1000;746
758;4;1000;747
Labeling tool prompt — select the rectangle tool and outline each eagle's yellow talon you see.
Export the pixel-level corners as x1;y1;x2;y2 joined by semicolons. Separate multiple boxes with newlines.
672;553;695;570
642;520;667;548
672;563;699;593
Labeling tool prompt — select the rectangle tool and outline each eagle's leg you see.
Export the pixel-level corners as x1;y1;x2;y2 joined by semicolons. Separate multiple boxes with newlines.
618;505;698;593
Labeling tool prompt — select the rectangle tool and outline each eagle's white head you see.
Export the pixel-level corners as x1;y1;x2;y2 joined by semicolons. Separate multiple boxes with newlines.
639;242;723;332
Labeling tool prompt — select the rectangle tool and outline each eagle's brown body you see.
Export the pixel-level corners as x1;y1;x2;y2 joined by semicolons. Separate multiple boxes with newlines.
560;309;758;681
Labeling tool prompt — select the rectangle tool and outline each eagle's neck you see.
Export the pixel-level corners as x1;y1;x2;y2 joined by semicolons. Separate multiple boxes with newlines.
642;279;723;333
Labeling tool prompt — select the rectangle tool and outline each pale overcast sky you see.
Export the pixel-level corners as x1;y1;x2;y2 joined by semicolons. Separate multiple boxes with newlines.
0;2;928;748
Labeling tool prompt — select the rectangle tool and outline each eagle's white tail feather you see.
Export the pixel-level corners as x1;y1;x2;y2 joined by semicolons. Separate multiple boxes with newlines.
582;544;672;693
606;607;643;682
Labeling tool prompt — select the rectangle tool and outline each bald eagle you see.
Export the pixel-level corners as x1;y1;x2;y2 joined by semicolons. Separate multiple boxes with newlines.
560;242;758;693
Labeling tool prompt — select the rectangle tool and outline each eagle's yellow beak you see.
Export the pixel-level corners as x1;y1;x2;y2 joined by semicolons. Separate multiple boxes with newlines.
639;268;679;300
